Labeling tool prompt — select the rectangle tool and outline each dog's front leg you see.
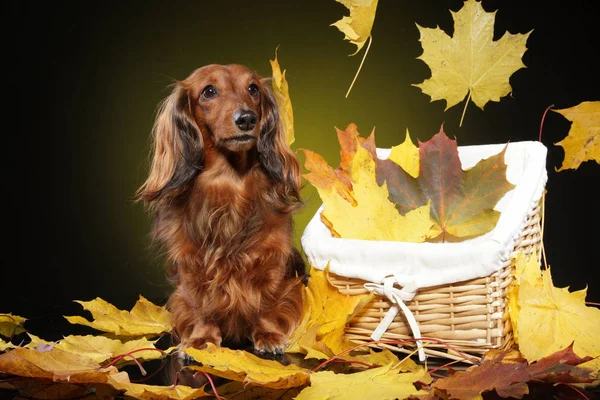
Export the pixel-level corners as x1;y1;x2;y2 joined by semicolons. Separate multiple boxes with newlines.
251;278;304;359
170;288;222;363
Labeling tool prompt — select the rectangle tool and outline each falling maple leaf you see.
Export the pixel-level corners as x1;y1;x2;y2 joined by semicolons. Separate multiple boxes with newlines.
270;49;295;146
185;343;310;390
553;101;600;171
0;313;26;339
331;0;379;97
295;362;429;400
64;295;171;337
331;0;379;56
413;0;531;126
432;345;595;400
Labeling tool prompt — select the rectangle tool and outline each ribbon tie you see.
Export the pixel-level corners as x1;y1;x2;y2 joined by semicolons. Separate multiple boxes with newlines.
364;276;426;361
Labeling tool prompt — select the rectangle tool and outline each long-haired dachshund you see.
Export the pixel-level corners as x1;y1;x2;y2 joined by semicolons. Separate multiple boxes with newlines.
137;64;306;359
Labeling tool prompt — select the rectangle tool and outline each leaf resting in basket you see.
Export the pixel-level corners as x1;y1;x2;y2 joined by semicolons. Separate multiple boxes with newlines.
302;124;515;242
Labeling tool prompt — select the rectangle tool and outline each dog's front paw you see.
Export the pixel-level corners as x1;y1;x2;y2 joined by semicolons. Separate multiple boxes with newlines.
252;331;289;360
253;347;285;361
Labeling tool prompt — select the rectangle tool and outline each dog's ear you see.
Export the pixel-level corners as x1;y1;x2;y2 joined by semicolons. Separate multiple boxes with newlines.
257;78;302;203
136;83;204;208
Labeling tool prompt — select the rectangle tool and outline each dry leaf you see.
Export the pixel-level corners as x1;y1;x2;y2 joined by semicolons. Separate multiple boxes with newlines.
64;295;171;337
0;313;26;338
414;0;531;125
295;362;429;400
419;129;513;240
303;128;433;242
0;338;14;351
0;379;121;400
331;0;379;56
433;345;595;400
270;49;295;146
215;380;302;399
107;372;209;400
553;101;600;171
508;253;600;377
376;126;513;241
185;343;310;389
26;333;168;365
0;346;118;383
322;145;433;242
287;266;373;359
387;129;419;178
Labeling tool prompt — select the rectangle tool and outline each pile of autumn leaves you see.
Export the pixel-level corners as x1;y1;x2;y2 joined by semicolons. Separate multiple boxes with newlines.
1;256;599;399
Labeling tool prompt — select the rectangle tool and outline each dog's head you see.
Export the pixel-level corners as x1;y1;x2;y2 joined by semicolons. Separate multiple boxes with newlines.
137;64;300;207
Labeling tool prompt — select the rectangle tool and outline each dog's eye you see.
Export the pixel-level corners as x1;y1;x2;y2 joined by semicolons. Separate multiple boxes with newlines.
248;83;260;98
201;85;218;99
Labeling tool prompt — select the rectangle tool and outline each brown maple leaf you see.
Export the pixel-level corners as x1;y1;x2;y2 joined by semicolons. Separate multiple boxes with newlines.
376;125;514;242
432;344;595;400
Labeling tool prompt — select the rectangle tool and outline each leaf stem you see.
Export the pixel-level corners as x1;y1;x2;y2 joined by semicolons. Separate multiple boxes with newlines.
345;35;373;98
538;104;554;142
459;90;472;127
102;347;167;376
193;371;222;400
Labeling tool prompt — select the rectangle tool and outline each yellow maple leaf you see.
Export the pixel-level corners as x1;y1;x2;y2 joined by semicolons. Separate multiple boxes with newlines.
0;313;27;338
512;264;600;377
0;338;14;351
108;371;209;400
270;49;295;146
302;148;356;207
26;333;170;366
185;343;310;389
295;362;429;400
387;128;419;178
64;295;171;337
215;381;302;399
287;266;373;359
413;0;531;126
321;145;433;242
0;346;118;383
507;250;543;344
553;101;600;171
331;0;379;56
331;0;380;97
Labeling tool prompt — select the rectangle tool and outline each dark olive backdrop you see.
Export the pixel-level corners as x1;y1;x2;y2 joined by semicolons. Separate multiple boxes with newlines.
8;1;599;341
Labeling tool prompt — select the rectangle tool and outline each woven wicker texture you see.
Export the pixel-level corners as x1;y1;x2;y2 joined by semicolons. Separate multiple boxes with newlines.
327;204;543;363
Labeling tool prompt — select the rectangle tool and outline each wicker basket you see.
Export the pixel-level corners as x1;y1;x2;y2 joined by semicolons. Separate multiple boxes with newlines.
301;141;548;363
329;203;542;362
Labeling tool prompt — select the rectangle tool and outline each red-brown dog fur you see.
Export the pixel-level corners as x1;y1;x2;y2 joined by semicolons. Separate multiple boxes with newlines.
137;64;305;357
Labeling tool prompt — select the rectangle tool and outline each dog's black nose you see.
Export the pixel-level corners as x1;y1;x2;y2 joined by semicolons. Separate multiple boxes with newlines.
234;110;257;131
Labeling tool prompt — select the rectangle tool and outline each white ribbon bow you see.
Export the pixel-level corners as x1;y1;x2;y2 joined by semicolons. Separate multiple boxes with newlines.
364;276;426;362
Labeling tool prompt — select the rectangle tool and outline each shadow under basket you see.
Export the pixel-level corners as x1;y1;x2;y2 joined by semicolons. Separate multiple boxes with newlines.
327;203;543;363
